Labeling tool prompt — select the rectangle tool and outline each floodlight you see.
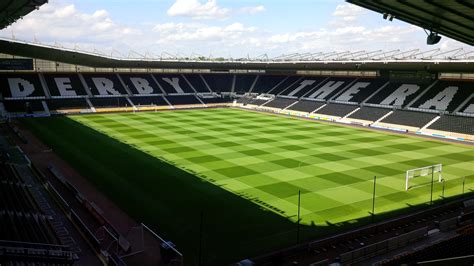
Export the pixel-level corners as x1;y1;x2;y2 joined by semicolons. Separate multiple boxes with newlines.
427;32;441;45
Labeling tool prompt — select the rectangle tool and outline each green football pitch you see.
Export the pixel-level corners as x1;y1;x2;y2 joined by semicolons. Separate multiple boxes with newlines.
23;108;474;264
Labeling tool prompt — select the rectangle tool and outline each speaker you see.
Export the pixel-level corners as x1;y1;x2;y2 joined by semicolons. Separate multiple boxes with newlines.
427;32;441;45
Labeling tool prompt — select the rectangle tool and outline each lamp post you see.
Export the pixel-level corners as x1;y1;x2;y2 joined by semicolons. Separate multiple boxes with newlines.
371;176;377;222
297;190;301;244
430;165;434;205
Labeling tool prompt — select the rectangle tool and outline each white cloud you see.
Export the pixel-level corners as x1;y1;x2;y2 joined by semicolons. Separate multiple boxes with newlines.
333;4;365;21
1;1;141;54
0;1;467;58
167;0;230;20
153;22;257;43
239;5;266;15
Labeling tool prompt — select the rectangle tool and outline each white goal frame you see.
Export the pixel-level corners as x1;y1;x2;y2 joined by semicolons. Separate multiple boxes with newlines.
406;164;442;191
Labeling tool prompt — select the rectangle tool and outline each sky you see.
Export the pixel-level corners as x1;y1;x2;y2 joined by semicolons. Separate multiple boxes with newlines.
0;0;469;58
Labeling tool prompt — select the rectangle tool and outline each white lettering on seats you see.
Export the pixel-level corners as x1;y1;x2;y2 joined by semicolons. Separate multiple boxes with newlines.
92;77;120;95
380;84;419;106
8;78;35;97
54;77;77;96
307;81;345;99
162;78;184;94
130;78;154;94
287;80;316;96
335;82;370;102
419;86;458;111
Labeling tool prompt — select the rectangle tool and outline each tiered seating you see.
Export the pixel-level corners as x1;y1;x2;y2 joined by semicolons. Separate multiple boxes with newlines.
234;75;258;94
410;81;473;112
302;77;356;101
427;115;474;135
382;230;474;265
278;77;325;98
366;80;433;107
263;98;297;109
0;73;46;98
202;74;232;92
3;100;44;113
44;74;88;97
120;74;163;95
348;107;391;121
0;163;58;245
0;213;58;244
333;78;389;103
247;98;269;106
154;74;195;94
251;75;287;93
236;96;253;104
47;98;89;110
200;96;232;104
288;100;325;113
459;98;474;114
165;95;202;105
89;97;130;108
82;74;129;96
267;76;301;95
185;74;211;92
380;110;437;128
315;103;358;117
130;96;168;106
0;182;37;213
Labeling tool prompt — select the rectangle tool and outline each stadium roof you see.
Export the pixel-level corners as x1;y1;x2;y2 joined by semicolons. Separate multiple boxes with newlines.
0;0;48;29
347;0;474;46
1;38;473;73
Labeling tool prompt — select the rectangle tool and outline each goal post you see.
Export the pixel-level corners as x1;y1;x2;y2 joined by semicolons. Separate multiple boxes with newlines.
406;164;442;191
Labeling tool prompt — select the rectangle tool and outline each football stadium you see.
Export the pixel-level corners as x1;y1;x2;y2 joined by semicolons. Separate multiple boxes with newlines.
0;1;473;265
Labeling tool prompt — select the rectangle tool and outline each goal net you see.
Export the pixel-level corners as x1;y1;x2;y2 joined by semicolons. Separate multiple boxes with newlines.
406;164;442;191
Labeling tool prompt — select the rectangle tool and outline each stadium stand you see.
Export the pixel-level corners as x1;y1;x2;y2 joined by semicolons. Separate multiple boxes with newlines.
201;74;232;93
303;77;355;101
365;80;433;107
3;99;45;113
0;135;78;265
130;95;169;106
347;106;392;122
246;98;269;106
199;96;232;104
46;98;90;111
0;73;472;141
332;78;389;103
82;74;129;96
268;76;302;95
154;74;195;94
251;75;287;94
89;97;131;108
379;110;438;128
234;75;258;94
236;96;253;104
263;97;297;109
184;74;211;93
381;225;474;265
120;74;164;95
278;77;326;98
459;98;474;114
410;80;473;113
44;74;89;97
287;100;325;113
314;103;358;117
427;115;474;135
165;95;202;105
0;74;46;98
